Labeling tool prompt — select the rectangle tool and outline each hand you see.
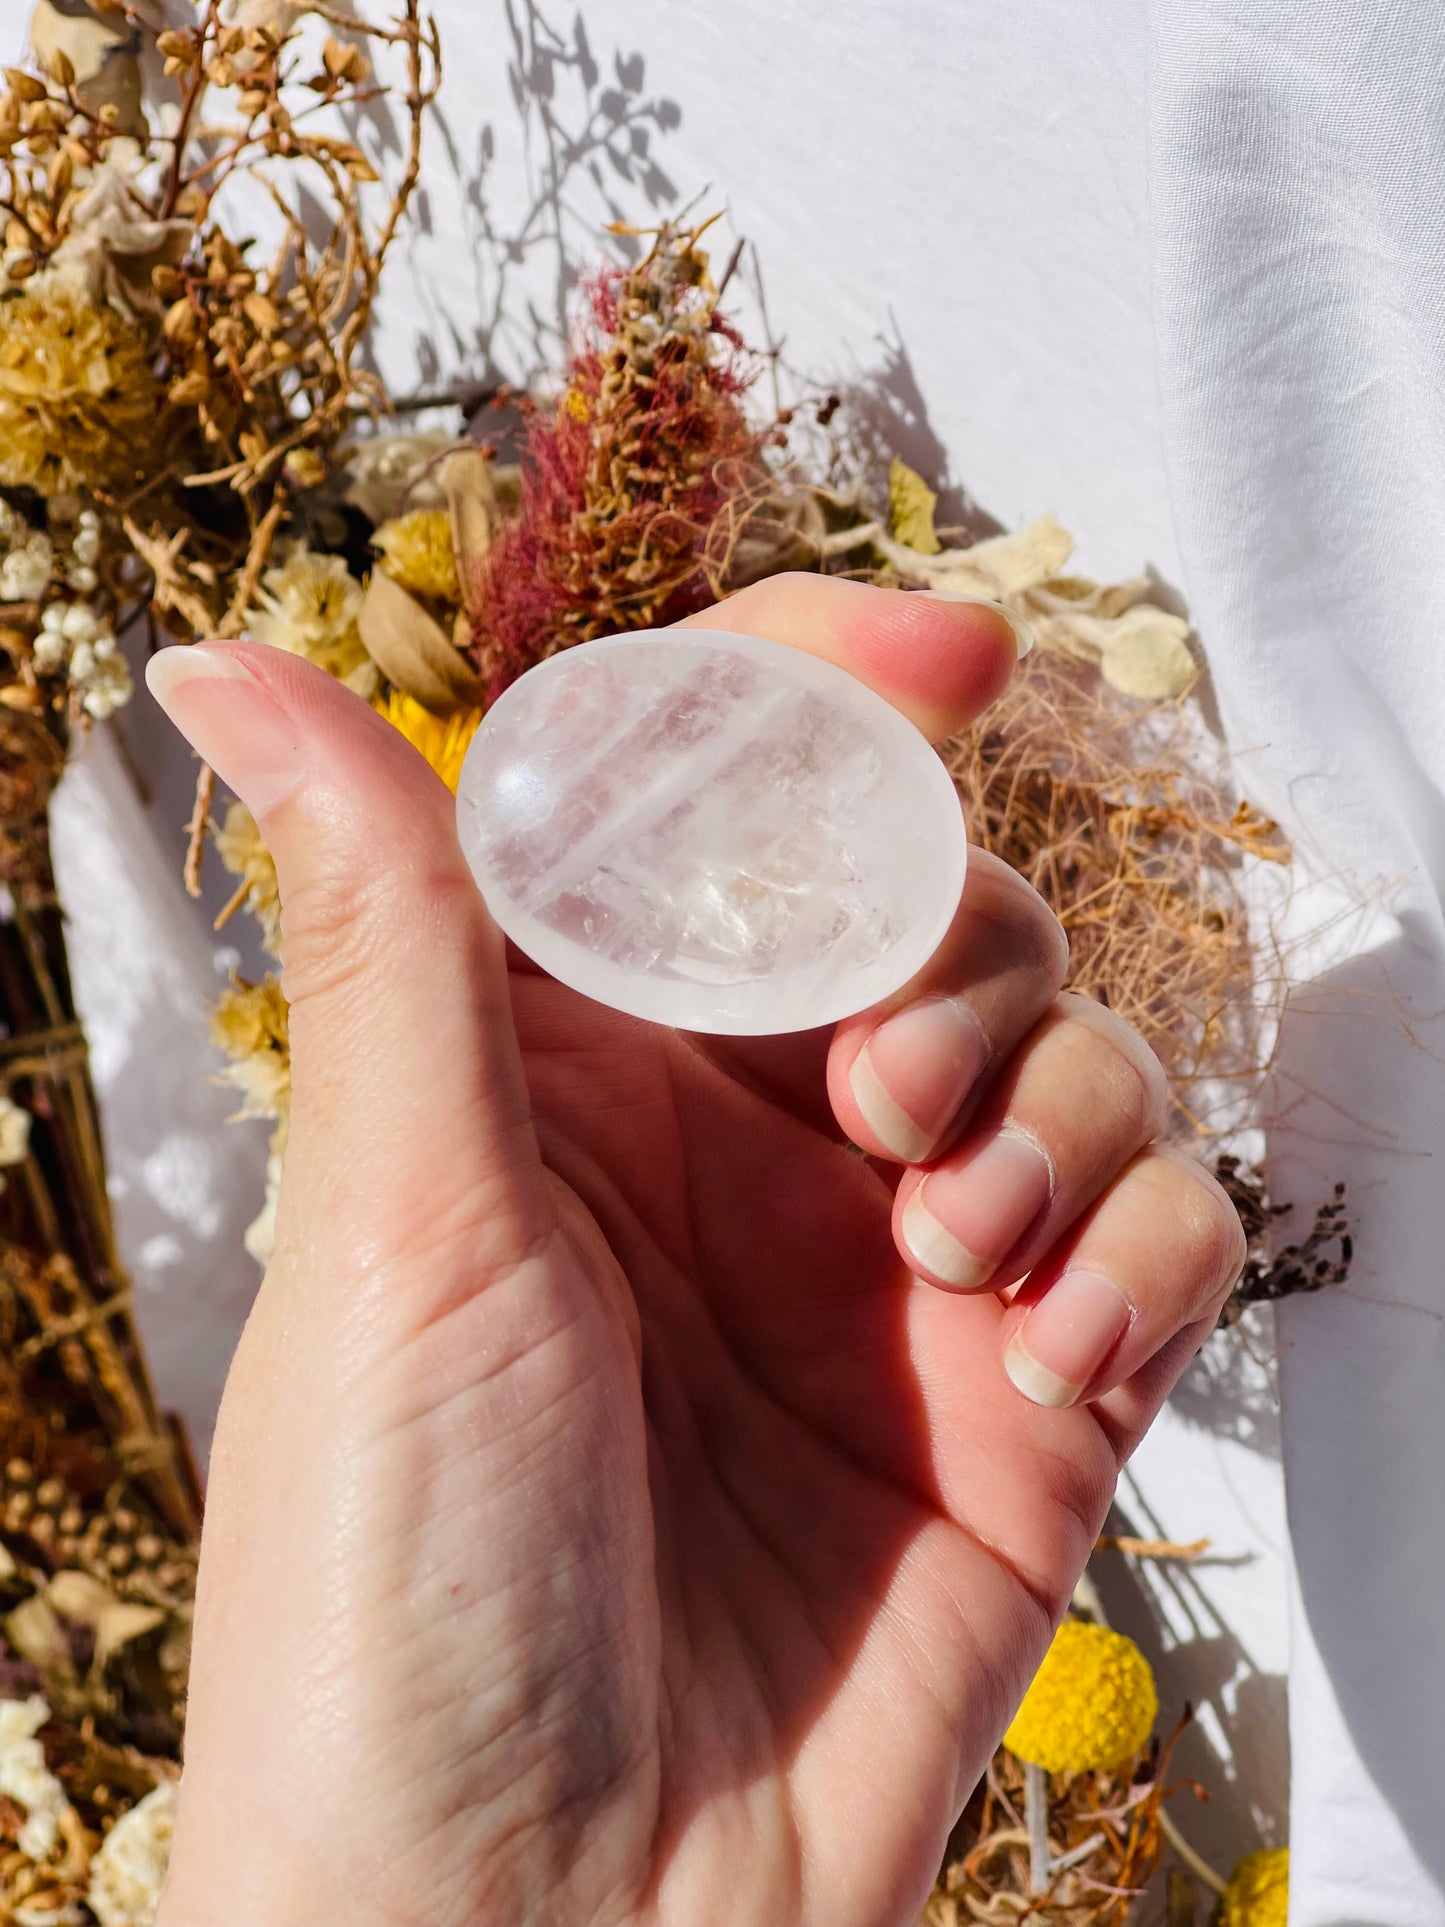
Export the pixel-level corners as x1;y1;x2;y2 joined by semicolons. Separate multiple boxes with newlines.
148;577;1244;1927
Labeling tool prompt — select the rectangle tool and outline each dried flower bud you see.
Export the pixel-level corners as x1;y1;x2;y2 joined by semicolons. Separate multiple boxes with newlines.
168;371;208;406
207;55;236;89
5;217;31;253
162;298;198;345
238;429;266;465
3;70;48;105
154;31;196;66
237;87;269;117
0;95;21;144
151;264;184;300
34;1480;63;1511
283;447;326;489
241;290;280;337
46;148;72;200
43;47;75;89
5;1458;32;1484
5;251;38;282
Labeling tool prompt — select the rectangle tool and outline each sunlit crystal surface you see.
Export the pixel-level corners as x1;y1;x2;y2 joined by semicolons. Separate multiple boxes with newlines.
456;629;968;1035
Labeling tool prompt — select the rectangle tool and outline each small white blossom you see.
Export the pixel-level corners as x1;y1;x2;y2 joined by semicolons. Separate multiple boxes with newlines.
66;562;99;593
0;1696;75;1864
87;1780;178;1927
0;1094;32;1166
0;533;54;603
61;603;99;644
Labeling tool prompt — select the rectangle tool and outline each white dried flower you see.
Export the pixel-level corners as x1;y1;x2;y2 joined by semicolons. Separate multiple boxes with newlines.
0;1695;75;1863
66;562;98;594
0;533;54;603
0;1093;32;1165
73;634;132;719
248;546;375;692
72;523;101;567
61;603;98;645
33;630;67;673
87;1781;178;1927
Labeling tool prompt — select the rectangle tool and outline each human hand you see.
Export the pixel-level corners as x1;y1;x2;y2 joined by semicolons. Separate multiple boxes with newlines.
148;577;1244;1927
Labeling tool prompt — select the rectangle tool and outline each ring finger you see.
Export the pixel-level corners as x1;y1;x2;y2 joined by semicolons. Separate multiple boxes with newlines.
892;991;1169;1293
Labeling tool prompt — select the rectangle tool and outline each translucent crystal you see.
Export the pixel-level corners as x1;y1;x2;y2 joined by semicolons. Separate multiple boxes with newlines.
455;629;968;1035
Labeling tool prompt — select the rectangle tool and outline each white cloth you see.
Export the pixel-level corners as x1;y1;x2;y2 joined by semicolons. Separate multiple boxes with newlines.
36;0;1445;1914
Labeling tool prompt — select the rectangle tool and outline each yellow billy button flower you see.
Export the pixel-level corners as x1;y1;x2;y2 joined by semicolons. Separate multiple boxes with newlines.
1218;1848;1289;1927
371;508;461;605
377;688;483;795
1004;1620;1158;1775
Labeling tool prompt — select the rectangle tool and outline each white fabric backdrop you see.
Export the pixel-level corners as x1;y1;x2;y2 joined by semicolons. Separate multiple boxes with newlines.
34;0;1445;1915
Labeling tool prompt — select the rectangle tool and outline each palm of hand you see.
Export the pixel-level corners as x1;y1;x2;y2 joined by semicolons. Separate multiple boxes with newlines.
346;970;1112;1927
160;594;1234;1927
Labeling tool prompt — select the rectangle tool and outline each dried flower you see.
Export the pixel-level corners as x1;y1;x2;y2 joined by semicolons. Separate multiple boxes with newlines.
377;687;481;794
32;601;131;716
1219;1848;1289;1927
0;283;159;495
470;221;771;691
244;1149;284;1268
87;1781;177;1927
213;799;281;953
0;1092;33;1165
0;1695;75;1862
1004;1621;1158;1774
372;508;460;605
247;548;376;694
0;531;52;603
210;975;290;1125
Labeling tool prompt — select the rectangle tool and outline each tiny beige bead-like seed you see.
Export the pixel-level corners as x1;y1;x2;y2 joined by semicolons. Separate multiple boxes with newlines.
35;1478;64;1511
5;1458;33;1485
7;1490;33;1523
134;1534;164;1564
105;1544;133;1574
58;1508;84;1536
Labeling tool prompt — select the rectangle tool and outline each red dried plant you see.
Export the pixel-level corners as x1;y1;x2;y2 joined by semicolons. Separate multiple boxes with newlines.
468;222;775;694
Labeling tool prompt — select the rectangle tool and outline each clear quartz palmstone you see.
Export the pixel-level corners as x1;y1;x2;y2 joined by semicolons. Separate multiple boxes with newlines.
455;629;969;1035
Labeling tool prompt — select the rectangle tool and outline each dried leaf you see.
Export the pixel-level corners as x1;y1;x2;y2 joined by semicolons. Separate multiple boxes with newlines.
47;1572;164;1672
887;456;940;555
1097;607;1199;701
441;447;501;613
358;567;485;717
873;513;1074;597
4;1595;73;1683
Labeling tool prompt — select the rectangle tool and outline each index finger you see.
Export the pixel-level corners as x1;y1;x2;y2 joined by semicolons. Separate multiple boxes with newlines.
675;572;1031;743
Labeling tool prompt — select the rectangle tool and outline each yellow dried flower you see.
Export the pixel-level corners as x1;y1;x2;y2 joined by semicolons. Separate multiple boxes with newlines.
210;975;290;1125
372;508;460;604
0;283;159;495
213;799;281;954
1003;1620;1158;1774
247;547;375;693
377;687;482;794
1217;1849;1289;1927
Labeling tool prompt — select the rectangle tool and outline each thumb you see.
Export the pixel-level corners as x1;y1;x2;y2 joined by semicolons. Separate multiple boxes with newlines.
147;641;553;1281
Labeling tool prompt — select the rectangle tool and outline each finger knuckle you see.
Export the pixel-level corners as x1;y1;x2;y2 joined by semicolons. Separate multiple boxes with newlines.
281;860;476;1010
1057;994;1169;1139
1154;1148;1248;1301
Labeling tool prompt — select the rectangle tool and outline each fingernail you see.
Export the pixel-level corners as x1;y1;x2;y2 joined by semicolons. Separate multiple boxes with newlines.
912;592;1035;660
900;1130;1052;1290
146;645;305;819
849;996;990;1163
1004;1268;1132;1408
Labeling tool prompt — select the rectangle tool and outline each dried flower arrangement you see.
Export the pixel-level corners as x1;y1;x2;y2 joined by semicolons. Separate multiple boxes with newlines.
0;5;1338;1915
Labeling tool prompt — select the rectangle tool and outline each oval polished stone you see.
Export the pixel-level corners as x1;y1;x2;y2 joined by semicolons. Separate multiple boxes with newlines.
456;629;968;1035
